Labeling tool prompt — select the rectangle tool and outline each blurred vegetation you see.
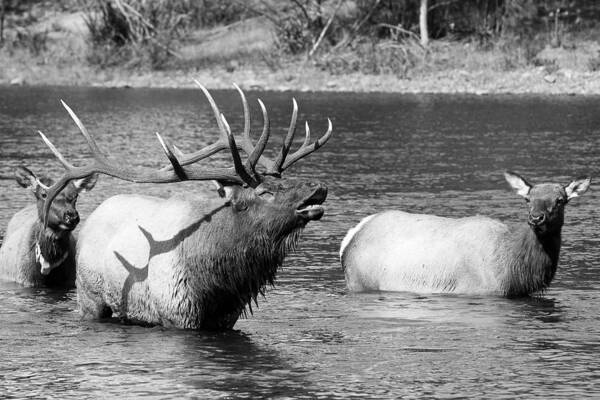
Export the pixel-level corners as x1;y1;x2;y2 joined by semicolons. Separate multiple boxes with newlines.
82;0;248;68
2;0;600;75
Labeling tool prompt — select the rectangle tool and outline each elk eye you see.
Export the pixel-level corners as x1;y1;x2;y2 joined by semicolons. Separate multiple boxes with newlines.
40;192;47;199
234;201;248;212
259;191;274;201
524;197;530;203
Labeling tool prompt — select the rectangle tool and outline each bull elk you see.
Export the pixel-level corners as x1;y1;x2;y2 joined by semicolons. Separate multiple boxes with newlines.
0;166;97;287
39;81;332;330
340;172;590;297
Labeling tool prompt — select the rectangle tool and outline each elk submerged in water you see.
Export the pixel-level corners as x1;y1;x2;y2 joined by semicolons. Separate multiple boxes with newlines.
340;172;590;297
0;166;97;287
40;82;332;330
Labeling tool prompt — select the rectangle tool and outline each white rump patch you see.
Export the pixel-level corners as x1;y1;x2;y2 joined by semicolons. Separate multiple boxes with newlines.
339;214;376;260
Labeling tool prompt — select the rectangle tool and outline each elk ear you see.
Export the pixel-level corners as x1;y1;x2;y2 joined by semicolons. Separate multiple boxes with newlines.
14;166;39;190
565;177;591;200
223;185;243;202
222;185;249;211
213;181;239;201
74;173;98;193
504;171;532;198
212;180;227;198
254;184;275;202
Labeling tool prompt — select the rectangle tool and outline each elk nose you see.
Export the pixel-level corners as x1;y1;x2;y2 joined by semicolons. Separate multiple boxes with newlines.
64;211;80;226
528;213;545;226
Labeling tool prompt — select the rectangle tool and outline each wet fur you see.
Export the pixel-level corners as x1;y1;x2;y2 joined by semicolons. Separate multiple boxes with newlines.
173;222;301;329
76;193;306;330
341;174;589;297
501;225;559;297
341;211;561;297
0;205;76;287
0;168;95;288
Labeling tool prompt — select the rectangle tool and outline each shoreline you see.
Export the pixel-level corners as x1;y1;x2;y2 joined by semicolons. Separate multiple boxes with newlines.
3;62;600;95
2;7;600;96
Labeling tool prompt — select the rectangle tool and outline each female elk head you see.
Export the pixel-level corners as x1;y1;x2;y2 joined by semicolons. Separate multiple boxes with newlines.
15;166;97;233
504;171;590;235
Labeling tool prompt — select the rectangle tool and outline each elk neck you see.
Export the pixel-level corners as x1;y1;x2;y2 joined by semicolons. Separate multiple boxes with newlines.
173;206;304;329
32;220;72;266
502;221;562;297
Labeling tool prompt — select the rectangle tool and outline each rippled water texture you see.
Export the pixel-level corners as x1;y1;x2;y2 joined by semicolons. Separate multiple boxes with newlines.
1;87;599;398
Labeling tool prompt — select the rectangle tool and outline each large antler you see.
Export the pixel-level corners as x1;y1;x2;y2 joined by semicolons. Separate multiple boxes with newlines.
269;105;333;176
165;80;333;177
38;100;260;226
254;96;332;177
39;83;333;226
160;80;271;174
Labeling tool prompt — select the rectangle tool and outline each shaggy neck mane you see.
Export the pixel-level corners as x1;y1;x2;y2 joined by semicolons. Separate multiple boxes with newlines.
503;224;562;297
32;221;71;265
174;216;304;329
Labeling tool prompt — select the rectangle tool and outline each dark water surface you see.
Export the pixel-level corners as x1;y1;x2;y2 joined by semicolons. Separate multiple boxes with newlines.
1;86;599;399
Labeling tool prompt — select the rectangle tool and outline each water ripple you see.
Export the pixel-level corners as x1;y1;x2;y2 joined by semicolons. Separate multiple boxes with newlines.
1;88;600;398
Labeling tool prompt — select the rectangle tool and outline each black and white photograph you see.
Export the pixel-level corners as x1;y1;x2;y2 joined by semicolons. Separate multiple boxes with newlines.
0;1;599;398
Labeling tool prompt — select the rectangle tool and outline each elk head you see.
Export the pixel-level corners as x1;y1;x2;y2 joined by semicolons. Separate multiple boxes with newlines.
14;166;97;233
504;171;590;235
37;81;332;239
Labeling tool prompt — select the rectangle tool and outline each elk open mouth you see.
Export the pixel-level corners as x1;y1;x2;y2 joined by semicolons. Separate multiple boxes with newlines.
296;186;327;221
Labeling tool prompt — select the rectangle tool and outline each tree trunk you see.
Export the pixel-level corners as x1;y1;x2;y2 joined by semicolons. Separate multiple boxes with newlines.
419;0;429;46
0;0;5;44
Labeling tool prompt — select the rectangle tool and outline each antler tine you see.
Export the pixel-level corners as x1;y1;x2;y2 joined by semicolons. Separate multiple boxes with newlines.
60;100;107;161
232;84;276;173
247;98;274;171
153;79;236;167
172;144;185;158
271;98;298;174
38;131;74;170
193;79;227;138
281;118;333;171
232;83;252;148
38;131;78;227
161;80;252;169
155;132;187;180
220;114;259;186
159;82;276;175
302;121;311;147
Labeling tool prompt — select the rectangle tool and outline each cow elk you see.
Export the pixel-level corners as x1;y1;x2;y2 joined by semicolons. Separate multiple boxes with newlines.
0;166;97;287
340;172;590;297
39;81;332;330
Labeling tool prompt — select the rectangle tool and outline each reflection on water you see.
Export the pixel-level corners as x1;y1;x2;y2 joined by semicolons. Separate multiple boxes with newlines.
1;87;599;398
